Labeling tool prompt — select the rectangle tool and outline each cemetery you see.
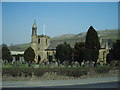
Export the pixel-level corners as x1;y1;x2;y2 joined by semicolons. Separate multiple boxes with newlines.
1;24;120;81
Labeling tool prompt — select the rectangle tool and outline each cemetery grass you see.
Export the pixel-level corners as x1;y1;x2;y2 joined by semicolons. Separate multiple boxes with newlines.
2;64;119;81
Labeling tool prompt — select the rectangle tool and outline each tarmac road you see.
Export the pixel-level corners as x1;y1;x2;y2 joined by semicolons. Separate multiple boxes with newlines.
45;81;119;88
1;76;119;88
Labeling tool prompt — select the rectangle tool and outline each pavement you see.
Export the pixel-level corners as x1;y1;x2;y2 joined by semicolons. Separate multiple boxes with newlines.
1;76;119;88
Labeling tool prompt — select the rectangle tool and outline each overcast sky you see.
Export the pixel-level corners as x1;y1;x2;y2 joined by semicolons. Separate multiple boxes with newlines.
2;2;118;45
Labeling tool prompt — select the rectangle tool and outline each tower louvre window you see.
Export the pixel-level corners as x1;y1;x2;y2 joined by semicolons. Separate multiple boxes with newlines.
38;38;40;44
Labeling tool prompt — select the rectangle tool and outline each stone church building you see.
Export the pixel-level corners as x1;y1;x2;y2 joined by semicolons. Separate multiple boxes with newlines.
30;21;110;64
31;21;55;63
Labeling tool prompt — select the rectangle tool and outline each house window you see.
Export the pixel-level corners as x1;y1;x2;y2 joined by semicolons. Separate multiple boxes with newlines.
38;38;40;44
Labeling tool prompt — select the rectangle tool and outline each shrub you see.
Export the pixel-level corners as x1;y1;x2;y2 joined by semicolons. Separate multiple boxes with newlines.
110;60;120;67
95;66;112;74
2;66;113;78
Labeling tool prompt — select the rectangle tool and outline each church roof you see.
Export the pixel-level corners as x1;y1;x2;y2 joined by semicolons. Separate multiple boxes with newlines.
46;38;85;50
100;39;113;49
46;38;113;50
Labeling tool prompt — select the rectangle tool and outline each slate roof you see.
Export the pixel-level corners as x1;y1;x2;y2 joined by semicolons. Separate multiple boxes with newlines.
100;39;115;48
46;38;85;50
46;38;114;50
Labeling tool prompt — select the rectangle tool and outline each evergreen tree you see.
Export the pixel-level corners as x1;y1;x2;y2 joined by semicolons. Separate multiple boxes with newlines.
85;26;100;49
112;40;120;60
106;49;113;64
74;42;86;65
106;40;120;64
85;26;100;65
2;44;13;63
56;44;64;63
24;47;35;67
56;42;72;65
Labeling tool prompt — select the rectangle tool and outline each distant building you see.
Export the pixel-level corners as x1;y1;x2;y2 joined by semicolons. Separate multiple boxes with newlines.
10;50;24;62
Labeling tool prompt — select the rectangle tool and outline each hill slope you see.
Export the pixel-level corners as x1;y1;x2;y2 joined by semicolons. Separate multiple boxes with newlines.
8;43;30;51
52;34;76;40
8;29;119;51
72;29;118;40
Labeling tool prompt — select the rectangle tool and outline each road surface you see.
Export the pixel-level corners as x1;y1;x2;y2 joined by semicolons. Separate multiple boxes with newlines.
1;76;119;88
45;81;119;88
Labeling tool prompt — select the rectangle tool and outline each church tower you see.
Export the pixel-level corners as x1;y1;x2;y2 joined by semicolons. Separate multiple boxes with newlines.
32;20;37;43
31;20;37;61
37;35;50;62
30;20;51;63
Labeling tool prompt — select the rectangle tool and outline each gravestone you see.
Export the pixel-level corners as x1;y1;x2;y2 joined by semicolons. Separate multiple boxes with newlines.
12;60;15;65
49;61;58;68
54;62;58;67
74;61;80;67
34;64;39;68
81;61;85;66
71;62;75;67
62;61;69;67
49;62;54;68
84;61;90;67
45;60;50;65
39;62;45;67
59;64;64;68
100;61;103;66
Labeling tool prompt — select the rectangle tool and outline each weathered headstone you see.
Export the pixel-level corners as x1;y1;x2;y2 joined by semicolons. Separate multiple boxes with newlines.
71;61;75;67
100;61;103;66
49;62;54;68
12;60;15;65
84;61;90;67
74;61;80;67
34;64;39;68
46;61;50;65
62;61;68;67
54;62;58;67
39;62;45;67
81;61;85;66
59;64;64;68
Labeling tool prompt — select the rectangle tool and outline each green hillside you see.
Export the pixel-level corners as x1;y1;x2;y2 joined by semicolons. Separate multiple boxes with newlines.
8;29;119;51
8;43;30;51
97;29;118;39
72;29;118;40
52;34;76;40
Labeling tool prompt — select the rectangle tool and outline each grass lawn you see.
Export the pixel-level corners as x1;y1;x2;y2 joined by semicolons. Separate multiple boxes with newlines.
2;63;13;68
2;63;29;68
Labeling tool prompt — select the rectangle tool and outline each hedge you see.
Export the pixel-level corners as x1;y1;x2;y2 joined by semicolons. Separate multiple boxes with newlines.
2;66;113;77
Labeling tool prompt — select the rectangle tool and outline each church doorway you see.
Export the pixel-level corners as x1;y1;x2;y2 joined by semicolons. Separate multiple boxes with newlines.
38;55;41;64
48;55;53;62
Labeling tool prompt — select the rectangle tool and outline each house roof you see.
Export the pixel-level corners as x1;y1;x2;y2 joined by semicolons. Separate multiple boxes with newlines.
10;51;24;55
